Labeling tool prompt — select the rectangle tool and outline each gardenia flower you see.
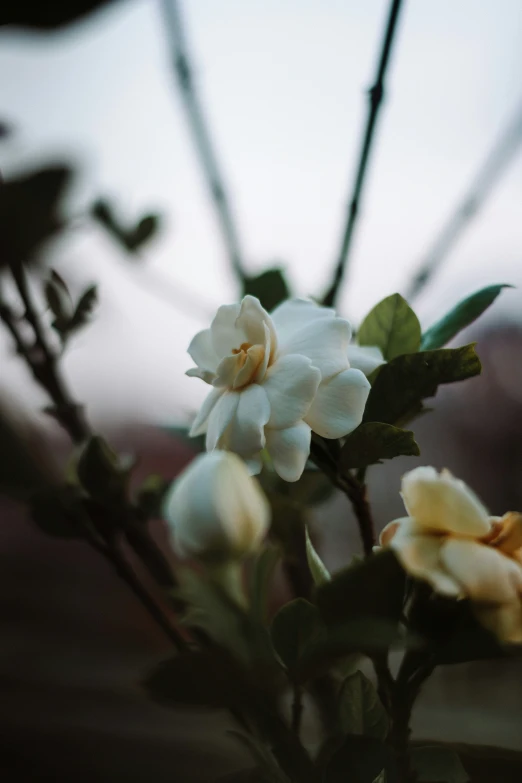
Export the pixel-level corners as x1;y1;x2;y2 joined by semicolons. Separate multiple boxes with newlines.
380;466;522;642
186;296;370;481
163;450;270;562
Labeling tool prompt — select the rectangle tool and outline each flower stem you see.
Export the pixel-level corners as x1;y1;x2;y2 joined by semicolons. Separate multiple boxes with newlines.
322;0;405;307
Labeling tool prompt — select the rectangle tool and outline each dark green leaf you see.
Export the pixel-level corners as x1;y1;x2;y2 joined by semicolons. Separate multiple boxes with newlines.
243;268;290;312
30;485;90;539
317;550;406;627
338;671;389;740
270;598;320;672
124;214;161;251
412;746;469;782
305;526;330;586
363;345;481;426
0;166;72;267
76;435;127;503
0;1;118;29
145;651;248;709
44;272;73;328
324;735;397;783
340;423;420;470
421;285;512;351
247;545;281;624
358;294;421;360
67;284;98;333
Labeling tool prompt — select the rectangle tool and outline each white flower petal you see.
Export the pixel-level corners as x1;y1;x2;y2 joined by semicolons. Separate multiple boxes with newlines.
440;538;522;604
263;354;321;429
189;387;224;436
379;517;412;547
254;322;272;383
271;298;335;344
206;391;240;451
401;467;491;537
227;384;270;454
213;353;246;388
347;344;385;376
186;367;215;384
265;422;311;482
304;368;370;439
245;453;263;476
210;303;244;357
279;317;351;380
233;344;266;389
188;328;220;373
236;295;277;359
388;522;462;597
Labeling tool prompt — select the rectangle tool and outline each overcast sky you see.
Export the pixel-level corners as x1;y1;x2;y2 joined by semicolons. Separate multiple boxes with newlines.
1;0;522;428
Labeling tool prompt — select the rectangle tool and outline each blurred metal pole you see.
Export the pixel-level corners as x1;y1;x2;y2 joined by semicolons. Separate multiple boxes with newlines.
160;0;247;286
406;103;522;302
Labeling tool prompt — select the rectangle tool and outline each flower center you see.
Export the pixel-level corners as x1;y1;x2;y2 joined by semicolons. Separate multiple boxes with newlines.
232;342;252;355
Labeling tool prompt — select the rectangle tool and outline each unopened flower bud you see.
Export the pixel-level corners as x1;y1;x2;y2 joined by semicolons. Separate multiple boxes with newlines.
163;450;270;562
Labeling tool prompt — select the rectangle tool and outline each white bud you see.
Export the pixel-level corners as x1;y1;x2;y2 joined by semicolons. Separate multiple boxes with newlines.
163;450;270;562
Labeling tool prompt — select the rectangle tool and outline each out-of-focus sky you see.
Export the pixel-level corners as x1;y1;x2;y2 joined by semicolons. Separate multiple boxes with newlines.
1;0;522;426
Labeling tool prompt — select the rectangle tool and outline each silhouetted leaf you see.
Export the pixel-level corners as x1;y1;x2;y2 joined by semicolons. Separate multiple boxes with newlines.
358;294;421;360
338;671;389;740
135;473;170;518
0;1;119;29
421;285;512;351
248;544;281;624
92;198;161;253
0;165;71;267
30;485;90;539
125;214;161;251
271;599;320;673
340;423;420;470
363;345;481;426
76;435;127;503
243;268;290;312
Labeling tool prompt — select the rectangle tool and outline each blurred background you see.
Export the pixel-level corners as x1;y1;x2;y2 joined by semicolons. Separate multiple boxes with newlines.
1;1;522;780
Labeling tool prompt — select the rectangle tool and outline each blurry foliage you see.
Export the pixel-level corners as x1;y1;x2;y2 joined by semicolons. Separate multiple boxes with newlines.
91;198;162;254
0;165;72;268
340;422;419;470
0;0;120;29
44;270;98;344
243;268;291;312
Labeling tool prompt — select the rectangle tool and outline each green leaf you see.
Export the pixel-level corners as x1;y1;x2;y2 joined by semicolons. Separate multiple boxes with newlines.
340;423;420;471
324;735;397;783
372;772;387;783
338;671;389;740
145;651;249;709
243;268;290;312
44;269;73;329
421;285;512;351
76;435;128;503
247;545;281;624
412;746;469;782
270;598;320;672
0;1;116;29
316;550;406;628
135;473;170;518
363;345;481;426
91;198;161;253
358;294;421;360
305;526;330;586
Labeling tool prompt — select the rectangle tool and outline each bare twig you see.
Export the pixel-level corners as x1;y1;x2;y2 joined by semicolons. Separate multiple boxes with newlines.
406;102;522;301
322;0;405;308
160;0;247;285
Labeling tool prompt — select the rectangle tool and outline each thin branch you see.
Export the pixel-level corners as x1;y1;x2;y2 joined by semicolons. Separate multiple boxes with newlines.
9;263;90;445
406;102;522;301
160;0;247;285
322;0;405;308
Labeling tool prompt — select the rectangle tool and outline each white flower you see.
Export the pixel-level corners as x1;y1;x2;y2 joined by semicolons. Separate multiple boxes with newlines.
347;344;385;376
186;296;370;482
380;466;522;642
163;451;270;562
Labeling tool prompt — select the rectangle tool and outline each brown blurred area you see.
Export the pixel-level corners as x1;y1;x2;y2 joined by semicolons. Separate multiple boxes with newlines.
1;322;522;782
